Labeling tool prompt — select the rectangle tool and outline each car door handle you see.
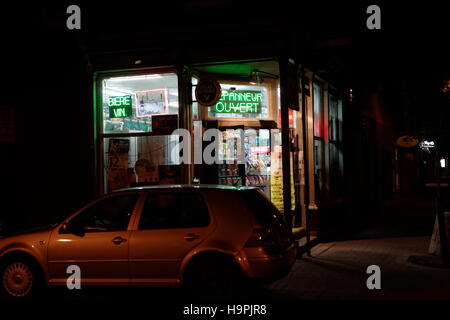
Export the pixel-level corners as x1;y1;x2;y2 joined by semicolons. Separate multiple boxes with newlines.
112;236;127;245
184;233;200;241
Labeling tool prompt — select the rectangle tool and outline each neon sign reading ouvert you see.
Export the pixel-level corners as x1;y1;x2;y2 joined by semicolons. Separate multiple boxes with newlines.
212;90;262;113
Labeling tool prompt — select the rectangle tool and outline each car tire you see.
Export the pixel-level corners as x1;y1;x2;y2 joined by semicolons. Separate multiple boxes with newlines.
0;256;44;300
184;256;243;299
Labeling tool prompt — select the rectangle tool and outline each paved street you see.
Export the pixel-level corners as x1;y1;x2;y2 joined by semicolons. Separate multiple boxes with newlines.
30;237;450;304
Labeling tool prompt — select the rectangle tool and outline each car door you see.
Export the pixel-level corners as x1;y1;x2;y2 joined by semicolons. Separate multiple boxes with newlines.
129;190;214;284
47;192;141;285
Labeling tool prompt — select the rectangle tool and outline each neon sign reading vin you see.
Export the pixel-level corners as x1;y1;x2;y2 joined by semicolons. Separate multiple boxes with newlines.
212;90;262;113
108;95;132;118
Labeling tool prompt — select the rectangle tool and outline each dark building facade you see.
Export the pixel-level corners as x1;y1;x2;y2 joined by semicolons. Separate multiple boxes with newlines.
1;1;356;242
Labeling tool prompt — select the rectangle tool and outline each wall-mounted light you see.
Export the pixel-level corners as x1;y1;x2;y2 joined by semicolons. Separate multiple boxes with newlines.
249;70;262;85
420;140;435;148
249;69;278;85
419;140;436;153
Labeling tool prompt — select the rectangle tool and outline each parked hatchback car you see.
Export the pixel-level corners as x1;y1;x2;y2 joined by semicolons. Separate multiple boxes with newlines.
0;185;296;299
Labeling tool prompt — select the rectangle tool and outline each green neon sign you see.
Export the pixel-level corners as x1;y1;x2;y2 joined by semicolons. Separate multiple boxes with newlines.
212;90;262;113
108;95;132;118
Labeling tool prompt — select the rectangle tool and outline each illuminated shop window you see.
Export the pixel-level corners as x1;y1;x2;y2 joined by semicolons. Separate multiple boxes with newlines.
103;136;180;193
99;72;180;193
313;84;323;138
192;77;200;121
313;82;325;202
102;73;178;134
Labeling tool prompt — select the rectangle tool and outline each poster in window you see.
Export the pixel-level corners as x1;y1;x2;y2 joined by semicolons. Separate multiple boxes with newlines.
107;139;130;192
135;88;168;117
107;139;130;169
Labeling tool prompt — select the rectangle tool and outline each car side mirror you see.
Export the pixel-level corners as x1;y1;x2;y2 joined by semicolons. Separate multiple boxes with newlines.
60;222;70;234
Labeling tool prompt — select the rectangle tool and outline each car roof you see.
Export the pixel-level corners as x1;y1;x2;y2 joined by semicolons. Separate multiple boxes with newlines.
111;184;258;194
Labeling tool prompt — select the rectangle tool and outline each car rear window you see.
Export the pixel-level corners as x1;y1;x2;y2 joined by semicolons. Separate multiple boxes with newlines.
241;189;281;224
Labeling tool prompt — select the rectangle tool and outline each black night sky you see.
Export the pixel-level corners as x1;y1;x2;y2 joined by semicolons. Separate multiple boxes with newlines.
3;1;448;141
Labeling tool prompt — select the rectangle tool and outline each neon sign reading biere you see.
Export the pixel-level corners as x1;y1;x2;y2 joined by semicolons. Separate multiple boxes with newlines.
108;95;132;118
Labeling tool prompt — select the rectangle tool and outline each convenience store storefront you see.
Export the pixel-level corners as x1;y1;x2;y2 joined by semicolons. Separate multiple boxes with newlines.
94;59;302;223
93;55;342;232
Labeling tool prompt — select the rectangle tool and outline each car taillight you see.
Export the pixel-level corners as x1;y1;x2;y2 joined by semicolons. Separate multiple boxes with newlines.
244;228;275;248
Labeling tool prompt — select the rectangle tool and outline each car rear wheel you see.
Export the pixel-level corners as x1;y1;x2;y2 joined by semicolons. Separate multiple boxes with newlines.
0;257;42;300
184;256;243;299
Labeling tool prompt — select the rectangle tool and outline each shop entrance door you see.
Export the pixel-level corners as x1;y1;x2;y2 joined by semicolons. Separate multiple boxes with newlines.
217;127;280;200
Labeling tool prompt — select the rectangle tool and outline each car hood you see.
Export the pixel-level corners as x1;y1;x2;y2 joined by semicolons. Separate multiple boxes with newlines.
0;224;56;240
0;224;56;263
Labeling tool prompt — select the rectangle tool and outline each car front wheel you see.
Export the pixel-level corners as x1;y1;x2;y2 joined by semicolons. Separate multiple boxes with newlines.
0;257;42;300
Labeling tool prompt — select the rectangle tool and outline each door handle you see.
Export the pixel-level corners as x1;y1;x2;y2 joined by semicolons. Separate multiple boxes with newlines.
184;233;200;241
112;236;127;245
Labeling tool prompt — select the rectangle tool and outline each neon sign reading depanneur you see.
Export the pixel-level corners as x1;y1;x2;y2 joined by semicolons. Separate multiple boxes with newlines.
108;95;132;118
211;90;262;113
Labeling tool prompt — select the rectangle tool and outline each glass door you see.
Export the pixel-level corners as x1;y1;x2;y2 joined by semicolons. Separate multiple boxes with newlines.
217;128;245;187
216;127;272;197
244;128;271;198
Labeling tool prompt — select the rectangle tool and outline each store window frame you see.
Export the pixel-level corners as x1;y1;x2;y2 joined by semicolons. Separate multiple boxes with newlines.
94;67;180;196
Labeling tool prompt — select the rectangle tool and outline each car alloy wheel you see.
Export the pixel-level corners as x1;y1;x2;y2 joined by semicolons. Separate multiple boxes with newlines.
3;262;34;298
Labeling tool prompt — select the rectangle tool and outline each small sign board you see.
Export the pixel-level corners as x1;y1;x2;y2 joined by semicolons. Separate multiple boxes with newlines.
251;145;270;153
152;114;178;134
136;88;168;117
108;95;132;118
195;79;222;106
396;135;419;148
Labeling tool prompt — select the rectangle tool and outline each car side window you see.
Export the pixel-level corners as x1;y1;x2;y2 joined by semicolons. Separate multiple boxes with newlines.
70;194;139;232
139;192;210;230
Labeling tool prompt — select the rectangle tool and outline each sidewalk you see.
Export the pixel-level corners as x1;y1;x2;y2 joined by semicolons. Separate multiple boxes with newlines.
265;191;450;300
268;236;450;300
